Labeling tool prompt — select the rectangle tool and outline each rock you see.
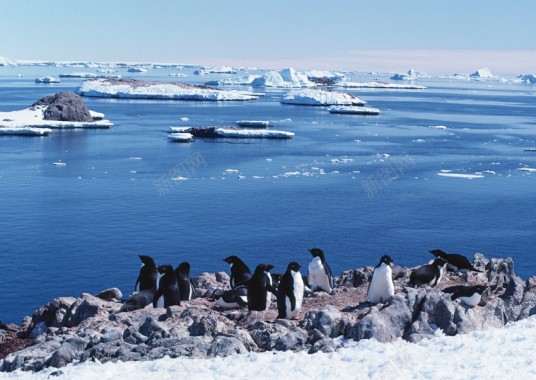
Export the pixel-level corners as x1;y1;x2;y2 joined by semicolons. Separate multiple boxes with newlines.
138;317;168;340
100;329;123;343
45;337;88;368
308;338;341;353
32;92;93;122
119;290;155;312
31;297;77;328
208;335;248;357
249;320;308;352
64;294;120;328
302;306;348;338
96;288;122;302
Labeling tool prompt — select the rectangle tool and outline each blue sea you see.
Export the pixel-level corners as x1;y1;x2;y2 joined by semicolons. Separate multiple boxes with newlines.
1;66;535;324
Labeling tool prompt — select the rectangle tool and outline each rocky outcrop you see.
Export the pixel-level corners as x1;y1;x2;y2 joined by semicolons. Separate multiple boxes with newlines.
2;255;536;373
31;92;93;122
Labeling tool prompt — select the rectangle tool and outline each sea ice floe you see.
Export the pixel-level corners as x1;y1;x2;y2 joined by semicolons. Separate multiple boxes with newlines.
516;167;536;172
431;125;448;130
437;172;484;179
167;133;193;142
59;72;98;78
328;106;380;115
336;81;426;90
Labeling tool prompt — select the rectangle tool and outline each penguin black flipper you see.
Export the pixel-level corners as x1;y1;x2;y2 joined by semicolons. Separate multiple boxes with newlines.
324;261;334;289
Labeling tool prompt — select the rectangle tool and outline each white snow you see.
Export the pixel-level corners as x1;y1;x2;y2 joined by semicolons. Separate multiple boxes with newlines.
470;67;495;79
0;106;113;132
214;128;294;139
4;316;536;379
78;79;260;101
167;133;193;142
336;81;426;90
281;89;366;106
328;106;380;115
34;76;60;84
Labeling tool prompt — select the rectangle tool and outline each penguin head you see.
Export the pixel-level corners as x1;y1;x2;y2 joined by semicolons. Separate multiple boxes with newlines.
254;264;274;274
223;255;242;265
139;255;156;267
157;264;174;275
176;261;190;274
379;255;394;267
429;249;447;258
473;285;488;295
308;248;325;260
287;261;301;273
432;258;448;268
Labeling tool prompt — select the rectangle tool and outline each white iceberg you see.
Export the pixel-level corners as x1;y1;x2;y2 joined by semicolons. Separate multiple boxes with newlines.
78;78;261;101
305;70;348;81
516;74;536;84
0;56;17;66
35;76;60;83
167;133;193;142
391;69;418;81
0;106;113;132
437;172;484;179
194;66;237;75
470;67;495;79
127;67;148;73
252;68;314;88
205;75;261;86
281;89;366;106
328;106;380;115
59;72;98;78
336;81;426;90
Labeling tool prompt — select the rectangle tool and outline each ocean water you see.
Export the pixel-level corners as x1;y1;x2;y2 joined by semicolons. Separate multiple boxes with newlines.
0;66;535;324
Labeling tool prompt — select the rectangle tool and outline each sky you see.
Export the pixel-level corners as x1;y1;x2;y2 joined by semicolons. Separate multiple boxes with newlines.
1;0;535;75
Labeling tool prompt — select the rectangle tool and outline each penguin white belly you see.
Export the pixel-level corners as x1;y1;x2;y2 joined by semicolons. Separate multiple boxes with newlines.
215;297;246;309
368;264;394;304
290;271;304;318
156;296;164;308
265;272;273;310
458;293;481;307
308;258;331;292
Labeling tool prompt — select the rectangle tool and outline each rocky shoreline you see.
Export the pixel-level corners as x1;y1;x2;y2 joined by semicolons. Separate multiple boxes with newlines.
1;253;535;373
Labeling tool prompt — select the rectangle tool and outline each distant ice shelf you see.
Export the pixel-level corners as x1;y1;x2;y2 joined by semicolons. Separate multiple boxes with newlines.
78;78;261;101
336;81;426;90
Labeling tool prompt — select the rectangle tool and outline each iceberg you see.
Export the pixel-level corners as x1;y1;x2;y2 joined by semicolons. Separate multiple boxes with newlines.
391;69;418;81
306;70;348;82
194;66;237;75
0;56;17;66
252;68;314;88
516;74;536;84
328;106;380;115
0;126;52;136
78;78;261;101
470;67;495;79
281;89;366;106
59;72;98;78
35;76;60;83
205;75;261;86
127;67;148;73
336;81;426;90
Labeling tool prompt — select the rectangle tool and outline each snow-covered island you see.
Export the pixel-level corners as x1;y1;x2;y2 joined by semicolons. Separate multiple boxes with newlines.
0;92;112;136
281;89;366;106
206;67;315;88
78;78;261;101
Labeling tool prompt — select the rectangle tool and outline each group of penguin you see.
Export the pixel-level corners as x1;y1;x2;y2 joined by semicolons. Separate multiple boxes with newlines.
130;247;488;320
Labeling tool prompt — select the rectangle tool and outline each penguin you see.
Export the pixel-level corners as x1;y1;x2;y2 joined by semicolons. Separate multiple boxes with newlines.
307;248;333;293
429;249;482;273
367;255;395;304
277;262;304;320
135;255;158;292
245;264;277;311
120;290;155;312
153;265;181;308
442;285;488;307
409;258;448;287
175;262;196;301
223;255;252;288
212;287;248;309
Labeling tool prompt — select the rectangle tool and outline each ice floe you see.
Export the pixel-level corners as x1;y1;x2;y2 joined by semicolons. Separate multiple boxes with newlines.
35;76;60;84
336;81;426;90
167;133;193;142
0;127;51;136
281;89;366;106
59;72;98;78
194;66;237;75
516;167;536;172
437;172;485;179
235;120;271;128
470;67;495;79
391;69;418;81
78;78;260;101
328;106;380;115
168;126;294;139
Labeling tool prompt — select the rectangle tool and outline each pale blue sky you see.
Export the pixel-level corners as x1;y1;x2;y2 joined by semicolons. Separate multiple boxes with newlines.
2;0;535;75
